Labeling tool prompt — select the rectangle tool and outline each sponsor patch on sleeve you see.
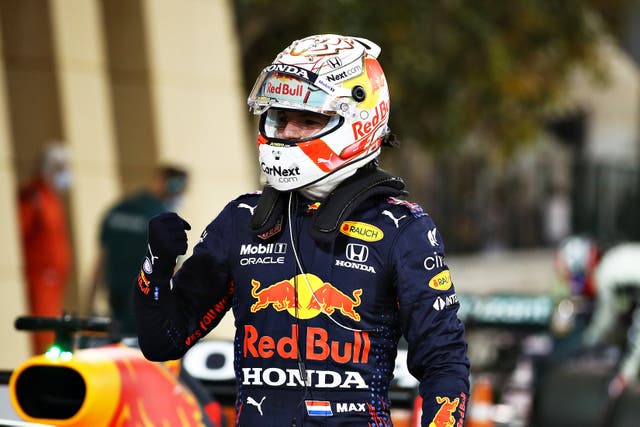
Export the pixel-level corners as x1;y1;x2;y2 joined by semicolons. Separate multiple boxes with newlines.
143;257;153;274
433;294;459;311
428;270;452;291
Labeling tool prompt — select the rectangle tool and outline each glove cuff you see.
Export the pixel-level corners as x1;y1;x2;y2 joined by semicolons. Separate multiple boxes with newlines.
135;244;176;301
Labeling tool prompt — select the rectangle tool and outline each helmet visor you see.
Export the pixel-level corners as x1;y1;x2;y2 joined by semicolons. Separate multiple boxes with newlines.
261;108;343;143
248;71;337;115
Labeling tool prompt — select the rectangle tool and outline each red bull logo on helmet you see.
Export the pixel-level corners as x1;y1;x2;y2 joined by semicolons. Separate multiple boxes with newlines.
351;99;389;140
250;274;362;321
265;81;305;97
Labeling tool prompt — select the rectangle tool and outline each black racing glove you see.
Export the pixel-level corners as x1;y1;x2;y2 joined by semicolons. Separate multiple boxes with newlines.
146;212;191;277
136;212;191;302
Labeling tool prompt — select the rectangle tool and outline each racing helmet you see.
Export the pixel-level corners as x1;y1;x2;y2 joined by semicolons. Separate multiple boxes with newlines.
554;236;600;297
247;34;391;192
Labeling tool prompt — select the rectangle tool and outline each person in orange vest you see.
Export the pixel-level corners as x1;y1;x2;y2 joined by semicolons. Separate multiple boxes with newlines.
17;143;73;355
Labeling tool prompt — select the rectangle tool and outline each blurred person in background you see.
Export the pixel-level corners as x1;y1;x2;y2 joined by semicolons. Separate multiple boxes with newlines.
581;242;640;397
548;235;601;359
554;235;600;299
552;236;640;397
133;34;469;426
18;143;73;355
87;165;188;338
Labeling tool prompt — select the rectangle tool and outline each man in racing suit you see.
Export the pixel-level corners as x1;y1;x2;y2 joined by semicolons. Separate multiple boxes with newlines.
134;34;469;426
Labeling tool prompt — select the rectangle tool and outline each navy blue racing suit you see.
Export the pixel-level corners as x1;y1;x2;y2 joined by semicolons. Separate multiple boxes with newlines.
134;192;469;426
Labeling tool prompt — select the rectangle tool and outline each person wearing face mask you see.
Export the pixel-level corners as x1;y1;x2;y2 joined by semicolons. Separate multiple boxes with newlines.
134;34;469;426
18;143;73;355
87;165;188;338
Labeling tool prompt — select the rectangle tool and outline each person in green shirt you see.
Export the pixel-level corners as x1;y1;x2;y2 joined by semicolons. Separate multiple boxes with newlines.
87;165;188;337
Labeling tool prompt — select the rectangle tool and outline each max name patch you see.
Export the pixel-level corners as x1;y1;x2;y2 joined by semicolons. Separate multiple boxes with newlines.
340;221;383;242
429;270;452;291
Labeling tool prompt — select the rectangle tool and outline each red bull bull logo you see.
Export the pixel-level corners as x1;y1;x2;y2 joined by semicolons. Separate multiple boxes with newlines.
250;274;362;321
307;202;321;212
429;396;460;427
306;283;362;321
251;279;299;312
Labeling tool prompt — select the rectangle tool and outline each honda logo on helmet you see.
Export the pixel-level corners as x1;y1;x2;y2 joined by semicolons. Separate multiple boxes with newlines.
346;244;369;263
264;64;317;82
326;57;343;69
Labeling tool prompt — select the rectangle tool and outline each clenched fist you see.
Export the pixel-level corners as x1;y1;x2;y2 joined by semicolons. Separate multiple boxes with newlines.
147;212;191;265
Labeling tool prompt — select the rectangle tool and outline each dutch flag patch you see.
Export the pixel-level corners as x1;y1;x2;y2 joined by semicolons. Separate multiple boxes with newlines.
305;400;333;416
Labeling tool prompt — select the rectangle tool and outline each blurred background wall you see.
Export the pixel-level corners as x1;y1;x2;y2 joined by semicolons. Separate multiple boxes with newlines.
0;0;254;369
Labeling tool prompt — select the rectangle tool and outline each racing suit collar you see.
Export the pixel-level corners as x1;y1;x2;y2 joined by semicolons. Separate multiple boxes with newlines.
250;164;406;243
